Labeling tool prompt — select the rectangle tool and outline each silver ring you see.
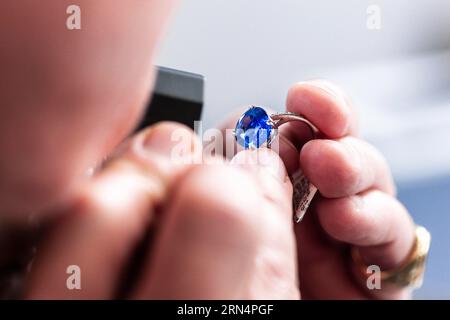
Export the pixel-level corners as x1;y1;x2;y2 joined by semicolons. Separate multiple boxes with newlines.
234;106;319;149
234;106;320;223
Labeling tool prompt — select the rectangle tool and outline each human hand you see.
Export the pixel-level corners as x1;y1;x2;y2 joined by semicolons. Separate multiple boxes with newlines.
24;122;300;299
7;80;417;300
0;1;302;299
222;80;416;299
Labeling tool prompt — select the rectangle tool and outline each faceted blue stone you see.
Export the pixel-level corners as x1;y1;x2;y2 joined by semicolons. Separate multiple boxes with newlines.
234;106;273;149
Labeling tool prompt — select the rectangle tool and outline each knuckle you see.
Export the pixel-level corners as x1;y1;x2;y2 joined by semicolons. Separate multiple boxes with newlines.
326;140;361;196
318;197;361;240
303;140;362;197
332;151;361;194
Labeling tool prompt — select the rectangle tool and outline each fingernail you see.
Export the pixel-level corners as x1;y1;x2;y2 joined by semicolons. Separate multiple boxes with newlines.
303;79;343;100
138;123;200;165
141;127;175;157
231;148;288;183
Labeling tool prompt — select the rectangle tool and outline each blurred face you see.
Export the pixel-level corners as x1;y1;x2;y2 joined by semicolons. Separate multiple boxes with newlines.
0;1;176;218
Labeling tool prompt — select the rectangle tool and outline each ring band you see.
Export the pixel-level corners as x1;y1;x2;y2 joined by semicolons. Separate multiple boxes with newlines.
351;225;431;289
270;112;320;143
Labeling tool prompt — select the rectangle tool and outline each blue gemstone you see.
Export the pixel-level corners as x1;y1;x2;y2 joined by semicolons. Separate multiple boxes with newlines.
234;106;273;149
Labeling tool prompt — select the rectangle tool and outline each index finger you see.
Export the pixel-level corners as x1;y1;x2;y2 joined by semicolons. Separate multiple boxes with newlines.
285;80;359;139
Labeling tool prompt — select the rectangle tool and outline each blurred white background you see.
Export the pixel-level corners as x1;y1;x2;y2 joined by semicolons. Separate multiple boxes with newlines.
156;0;450;298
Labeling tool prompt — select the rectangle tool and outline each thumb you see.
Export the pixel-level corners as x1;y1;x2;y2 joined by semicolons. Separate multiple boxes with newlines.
231;148;300;299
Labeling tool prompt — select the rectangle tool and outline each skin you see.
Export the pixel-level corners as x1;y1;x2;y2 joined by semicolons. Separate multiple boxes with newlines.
0;1;175;218
0;2;415;299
